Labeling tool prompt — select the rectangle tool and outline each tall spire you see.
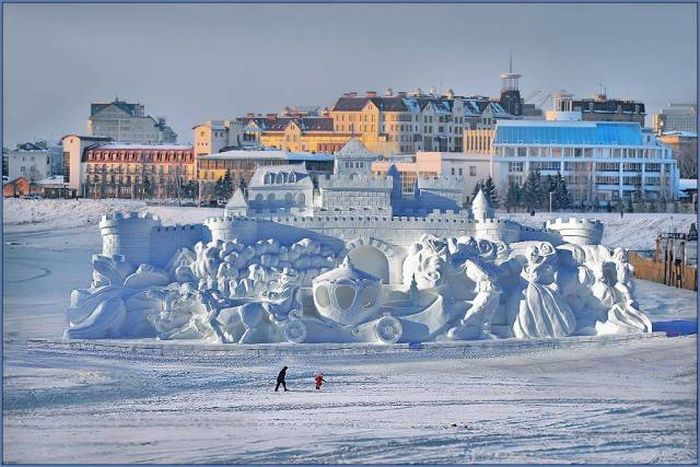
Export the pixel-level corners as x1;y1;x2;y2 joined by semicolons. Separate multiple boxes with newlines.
509;49;513;74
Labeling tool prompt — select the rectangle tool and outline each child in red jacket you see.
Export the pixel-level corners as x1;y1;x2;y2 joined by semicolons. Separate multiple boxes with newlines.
314;373;326;390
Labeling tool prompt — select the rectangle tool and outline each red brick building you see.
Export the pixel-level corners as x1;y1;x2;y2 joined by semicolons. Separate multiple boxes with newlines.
82;144;196;199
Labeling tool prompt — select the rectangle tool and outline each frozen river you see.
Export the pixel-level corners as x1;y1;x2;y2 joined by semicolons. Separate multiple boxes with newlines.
2;223;697;463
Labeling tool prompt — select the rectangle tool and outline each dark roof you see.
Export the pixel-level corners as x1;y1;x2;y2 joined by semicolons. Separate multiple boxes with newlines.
244;117;334;132
15;142;45;151
332;96;408;112
60;134;113;142
571;99;646;115
90;100;140;117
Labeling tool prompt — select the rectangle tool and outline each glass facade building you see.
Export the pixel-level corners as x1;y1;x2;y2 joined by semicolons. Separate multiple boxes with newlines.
491;120;678;205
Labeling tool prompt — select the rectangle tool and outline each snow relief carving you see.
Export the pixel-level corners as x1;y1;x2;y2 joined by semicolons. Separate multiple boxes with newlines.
65;230;652;344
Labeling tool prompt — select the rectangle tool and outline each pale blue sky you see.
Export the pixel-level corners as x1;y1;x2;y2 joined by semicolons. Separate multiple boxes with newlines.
3;2;697;146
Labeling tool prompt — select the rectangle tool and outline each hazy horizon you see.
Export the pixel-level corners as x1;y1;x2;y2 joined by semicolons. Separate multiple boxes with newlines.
3;2;697;147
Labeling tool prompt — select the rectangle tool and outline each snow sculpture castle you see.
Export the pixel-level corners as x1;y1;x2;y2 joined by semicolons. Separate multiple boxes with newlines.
68;139;648;344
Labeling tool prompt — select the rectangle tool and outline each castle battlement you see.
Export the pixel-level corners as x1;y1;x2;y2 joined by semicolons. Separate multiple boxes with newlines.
319;176;392;190
154;224;201;233
546;217;604;246
100;211;160;224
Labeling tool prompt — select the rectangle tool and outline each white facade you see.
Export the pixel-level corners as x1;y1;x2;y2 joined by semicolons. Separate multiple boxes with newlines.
7;142;64;182
61;134;113;191
88;100;177;144
8;149;49;182
490;120;679;204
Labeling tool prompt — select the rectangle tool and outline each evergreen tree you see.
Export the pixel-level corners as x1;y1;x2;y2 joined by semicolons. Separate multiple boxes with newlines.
471;179;484;200
553;172;571;210
633;176;644;203
221;169;234;200
483;176;499;208
522;169;543;211
505;181;522;212
143;176;153;198
213;177;224;200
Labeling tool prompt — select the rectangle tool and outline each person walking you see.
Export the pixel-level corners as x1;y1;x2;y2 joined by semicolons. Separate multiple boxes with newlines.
275;366;288;392
314;373;326;390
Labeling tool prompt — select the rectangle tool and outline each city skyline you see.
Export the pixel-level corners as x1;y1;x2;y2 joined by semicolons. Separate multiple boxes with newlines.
3;2;697;147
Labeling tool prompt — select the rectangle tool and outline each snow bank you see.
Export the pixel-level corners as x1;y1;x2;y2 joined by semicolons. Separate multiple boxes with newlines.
3;198;221;231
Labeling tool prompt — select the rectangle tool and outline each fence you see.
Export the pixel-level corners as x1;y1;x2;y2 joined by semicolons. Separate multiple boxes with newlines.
629;251;697;291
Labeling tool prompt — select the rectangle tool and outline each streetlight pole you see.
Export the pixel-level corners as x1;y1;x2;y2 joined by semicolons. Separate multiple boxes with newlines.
549;191;554;213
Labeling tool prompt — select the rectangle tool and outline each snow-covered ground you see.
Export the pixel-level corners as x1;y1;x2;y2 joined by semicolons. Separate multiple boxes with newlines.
2;199;697;463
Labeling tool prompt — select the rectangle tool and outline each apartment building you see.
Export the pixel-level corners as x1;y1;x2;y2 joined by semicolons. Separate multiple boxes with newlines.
88;98;177;144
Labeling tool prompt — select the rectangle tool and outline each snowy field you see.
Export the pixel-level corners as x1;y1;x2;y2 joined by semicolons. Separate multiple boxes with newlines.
2;199;698;463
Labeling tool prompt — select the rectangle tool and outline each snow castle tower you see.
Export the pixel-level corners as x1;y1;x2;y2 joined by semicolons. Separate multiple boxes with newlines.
471;188;494;221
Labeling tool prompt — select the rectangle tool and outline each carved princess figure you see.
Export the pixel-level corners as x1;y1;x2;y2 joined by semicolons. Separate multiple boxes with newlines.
512;242;576;339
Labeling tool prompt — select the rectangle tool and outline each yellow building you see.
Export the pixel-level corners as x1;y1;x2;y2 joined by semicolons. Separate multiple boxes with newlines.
329;92;416;156
463;129;495;154
244;116;352;153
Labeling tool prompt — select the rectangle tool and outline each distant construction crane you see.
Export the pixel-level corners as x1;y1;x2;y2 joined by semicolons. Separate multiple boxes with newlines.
524;90;542;103
537;93;553;109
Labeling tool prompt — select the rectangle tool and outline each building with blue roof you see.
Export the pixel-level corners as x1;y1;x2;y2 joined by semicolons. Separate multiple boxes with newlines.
490;117;678;205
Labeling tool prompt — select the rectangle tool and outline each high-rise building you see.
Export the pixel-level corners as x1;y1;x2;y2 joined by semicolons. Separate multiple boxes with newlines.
88;98;177;144
653;103;697;134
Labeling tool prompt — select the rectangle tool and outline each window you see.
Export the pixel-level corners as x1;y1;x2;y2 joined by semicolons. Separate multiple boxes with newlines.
314;286;330;308
596;162;620;172
335;285;356;311
459;168;463;176
508;162;524;172
469;166;477;176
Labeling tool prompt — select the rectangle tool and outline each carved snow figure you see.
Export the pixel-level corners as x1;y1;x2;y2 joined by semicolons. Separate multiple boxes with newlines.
587;247;652;335
91;254;134;288
193;241;221;282
65;295;127;339
147;286;219;341
213;268;304;343
123;264;170;289
512;243;577;339
165;248;197;283
401;234;501;340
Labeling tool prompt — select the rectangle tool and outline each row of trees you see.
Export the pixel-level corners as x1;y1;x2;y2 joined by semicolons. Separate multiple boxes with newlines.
212;170;246;201
470;171;573;212
508;171;573;212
